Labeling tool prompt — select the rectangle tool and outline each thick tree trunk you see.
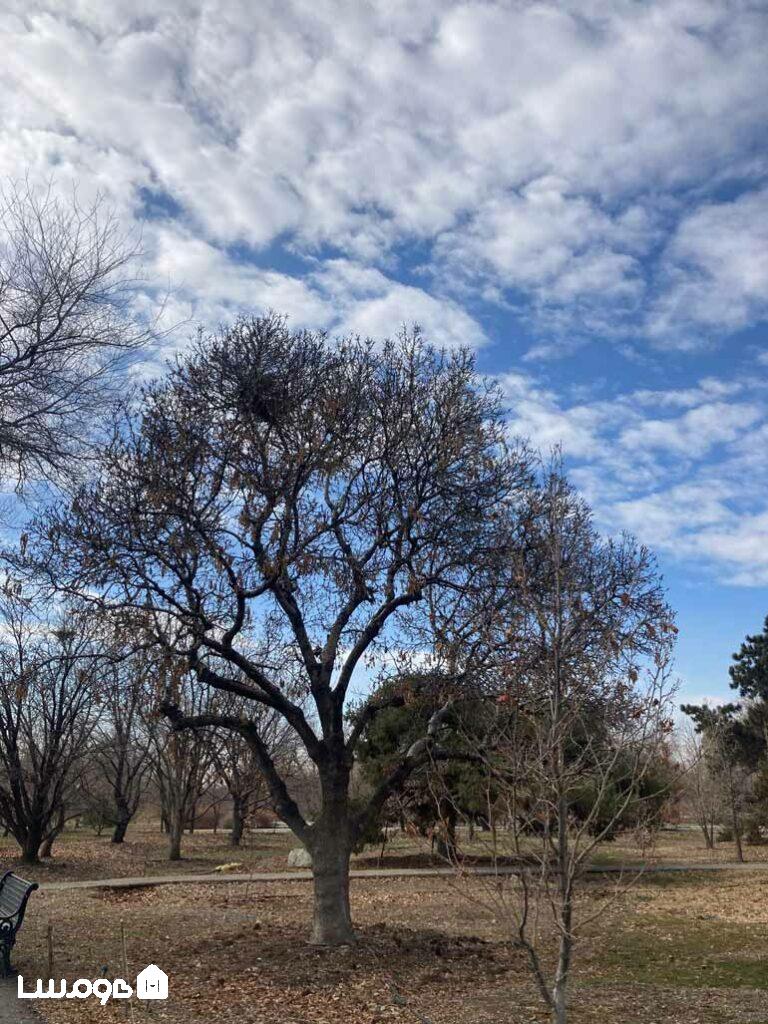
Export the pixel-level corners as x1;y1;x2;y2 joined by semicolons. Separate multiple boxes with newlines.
306;763;356;947
21;826;43;865
734;826;744;863
39;805;66;859
230;796;245;847
112;816;130;844
112;801;131;844
309;830;354;946
38;834;55;859
168;811;184;861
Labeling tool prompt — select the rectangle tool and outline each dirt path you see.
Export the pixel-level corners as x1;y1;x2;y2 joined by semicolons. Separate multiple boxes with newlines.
36;860;768;892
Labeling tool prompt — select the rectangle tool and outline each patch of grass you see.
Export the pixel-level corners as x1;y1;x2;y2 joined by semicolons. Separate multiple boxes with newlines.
597;913;768;990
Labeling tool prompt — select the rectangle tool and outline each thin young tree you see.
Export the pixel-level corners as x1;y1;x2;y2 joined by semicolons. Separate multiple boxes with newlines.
28;316;527;943
681;703;751;862
680;721;722;850
0;180;148;488
432;463;677;1024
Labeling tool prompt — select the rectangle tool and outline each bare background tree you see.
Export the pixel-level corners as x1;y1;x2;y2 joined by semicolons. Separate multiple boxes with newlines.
211;692;300;847
0;180;148;488
0;596;101;863
681;703;753;862
680;721;723;850
147;671;219;862
90;646;153;844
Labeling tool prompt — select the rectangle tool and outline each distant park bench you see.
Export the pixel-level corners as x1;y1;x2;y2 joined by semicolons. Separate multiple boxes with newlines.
0;871;38;976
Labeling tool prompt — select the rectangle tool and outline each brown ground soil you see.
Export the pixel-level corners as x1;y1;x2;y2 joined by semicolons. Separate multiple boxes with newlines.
7;867;768;1024
4;825;768;1023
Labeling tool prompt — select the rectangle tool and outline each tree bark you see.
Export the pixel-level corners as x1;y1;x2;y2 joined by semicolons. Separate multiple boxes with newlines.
112;801;131;844
38;834;55;859
728;766;745;863
733;822;745;863
112;816;130;844
39;804;66;859
699;821;714;850
230;796;245;847
306;764;356;947
552;929;573;1024
308;829;355;946
168;811;184;861
21;826;43;865
551;871;574;1024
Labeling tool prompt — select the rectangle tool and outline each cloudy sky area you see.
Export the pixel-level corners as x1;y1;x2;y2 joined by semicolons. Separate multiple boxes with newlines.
2;0;767;702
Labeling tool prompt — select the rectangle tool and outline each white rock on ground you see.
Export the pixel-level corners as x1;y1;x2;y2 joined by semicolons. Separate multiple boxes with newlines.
287;847;312;868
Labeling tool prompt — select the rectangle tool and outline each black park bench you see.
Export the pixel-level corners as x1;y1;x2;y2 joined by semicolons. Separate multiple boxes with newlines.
0;872;38;976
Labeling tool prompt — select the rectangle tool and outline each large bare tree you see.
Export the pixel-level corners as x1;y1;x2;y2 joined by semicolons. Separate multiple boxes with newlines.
28;316;527;943
0;181;147;487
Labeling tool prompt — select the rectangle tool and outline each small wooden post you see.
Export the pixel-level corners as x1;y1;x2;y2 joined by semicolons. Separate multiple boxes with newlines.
46;921;53;980
121;920;135;1022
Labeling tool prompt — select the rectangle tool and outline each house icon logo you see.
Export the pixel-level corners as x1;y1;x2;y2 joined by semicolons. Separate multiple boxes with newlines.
136;964;169;1000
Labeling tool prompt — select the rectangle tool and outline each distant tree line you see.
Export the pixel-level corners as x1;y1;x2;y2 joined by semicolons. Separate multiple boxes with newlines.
0;593;300;864
683;614;768;861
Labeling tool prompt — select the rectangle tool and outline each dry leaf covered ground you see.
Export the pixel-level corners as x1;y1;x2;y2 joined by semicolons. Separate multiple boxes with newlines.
7;867;768;1024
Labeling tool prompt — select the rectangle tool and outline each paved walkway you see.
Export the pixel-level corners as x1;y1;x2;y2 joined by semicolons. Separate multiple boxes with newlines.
36;860;768;892
0;977;38;1022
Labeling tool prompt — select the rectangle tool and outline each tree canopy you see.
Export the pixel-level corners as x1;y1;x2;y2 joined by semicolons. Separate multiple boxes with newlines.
24;314;529;943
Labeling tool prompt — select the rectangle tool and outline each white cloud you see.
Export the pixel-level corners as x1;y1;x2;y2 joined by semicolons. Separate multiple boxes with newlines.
141;230;485;360
313;260;487;349
0;0;765;349
502;373;607;459
618;402;762;457
647;187;768;344
503;366;768;585
2;0;768;589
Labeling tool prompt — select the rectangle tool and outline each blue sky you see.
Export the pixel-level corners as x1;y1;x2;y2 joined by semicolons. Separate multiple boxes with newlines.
2;0;767;703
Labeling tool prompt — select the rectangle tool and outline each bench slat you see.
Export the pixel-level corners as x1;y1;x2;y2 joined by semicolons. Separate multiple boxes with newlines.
0;888;29;905
3;887;27;901
0;873;36;918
